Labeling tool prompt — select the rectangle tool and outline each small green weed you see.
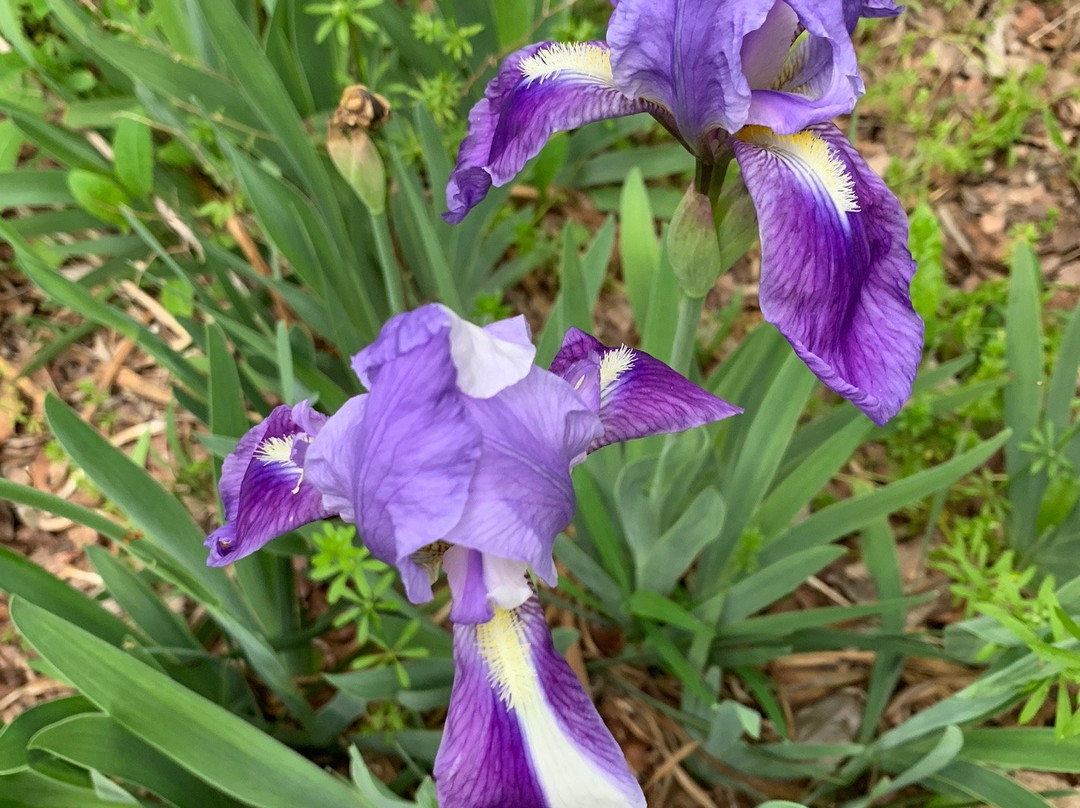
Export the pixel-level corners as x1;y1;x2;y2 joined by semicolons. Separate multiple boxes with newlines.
308;523;428;682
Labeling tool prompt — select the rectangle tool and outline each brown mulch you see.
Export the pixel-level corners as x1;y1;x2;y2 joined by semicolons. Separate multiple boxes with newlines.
857;2;1080;294
0;267;214;724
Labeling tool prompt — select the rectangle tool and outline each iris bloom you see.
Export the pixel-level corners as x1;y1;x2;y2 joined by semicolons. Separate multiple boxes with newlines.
205;305;737;807
444;0;923;425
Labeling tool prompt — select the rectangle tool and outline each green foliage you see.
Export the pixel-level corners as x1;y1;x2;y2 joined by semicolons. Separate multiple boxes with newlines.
307;0;383;46
309;523;429;682
1;1;1078;807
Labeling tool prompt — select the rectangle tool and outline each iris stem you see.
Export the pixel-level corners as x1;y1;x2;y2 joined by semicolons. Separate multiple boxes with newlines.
370;211;406;315
694;160;713;196
668;292;705;376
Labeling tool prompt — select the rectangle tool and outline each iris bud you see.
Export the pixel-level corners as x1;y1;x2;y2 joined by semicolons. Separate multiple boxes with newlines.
328;85;388;215
668;185;723;299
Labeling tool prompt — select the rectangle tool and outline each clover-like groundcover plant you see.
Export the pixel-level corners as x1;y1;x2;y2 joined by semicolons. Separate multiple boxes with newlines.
445;0;924;427
206;305;738;808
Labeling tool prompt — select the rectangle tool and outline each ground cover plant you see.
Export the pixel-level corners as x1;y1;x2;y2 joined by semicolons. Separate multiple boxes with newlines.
0;0;1078;806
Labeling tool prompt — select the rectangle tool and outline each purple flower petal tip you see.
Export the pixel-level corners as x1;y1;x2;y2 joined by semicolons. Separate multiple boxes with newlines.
205;403;333;566
436;596;646;808
552;328;741;450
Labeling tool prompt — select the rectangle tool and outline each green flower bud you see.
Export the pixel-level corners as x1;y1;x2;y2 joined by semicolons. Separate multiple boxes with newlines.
668;185;723;299
328;128;386;216
328;85;391;215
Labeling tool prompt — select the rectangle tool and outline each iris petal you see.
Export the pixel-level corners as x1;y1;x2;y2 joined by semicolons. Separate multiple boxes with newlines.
732;122;923;425
551;329;741;451
608;0;765;149
444;547;532;624
306;326;483;603
435;596;646;808
445;41;648;224
745;0;863;134
444;368;603;586
205;404;332;566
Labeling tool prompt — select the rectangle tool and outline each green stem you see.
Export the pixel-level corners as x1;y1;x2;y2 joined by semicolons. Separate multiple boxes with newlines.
370;211;406;315
668;292;705;375
693;160;713;195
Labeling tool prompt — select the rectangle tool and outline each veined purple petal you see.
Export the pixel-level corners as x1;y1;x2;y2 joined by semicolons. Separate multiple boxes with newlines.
302;396;366;526
608;0;766;151
443;368;604;587
435;596;645;808
445;41;649;224
609;1;868;147
306;324;483;603
551;329;741;450
744;1;863;134
205;404;332;567
732;123;922;425
354;304;534;399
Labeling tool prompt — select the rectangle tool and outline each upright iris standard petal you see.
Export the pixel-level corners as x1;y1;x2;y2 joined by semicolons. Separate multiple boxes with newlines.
205;403;333;566
551;329;741;451
435;596;646;808
731;123;922;425
607;0;762;151
445;41;650;223
305;321;483;604
743;1;863;134
444;368;604;589
446;312;536;398
354;304;535;399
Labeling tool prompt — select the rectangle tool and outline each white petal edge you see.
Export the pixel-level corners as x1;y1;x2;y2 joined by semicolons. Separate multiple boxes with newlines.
442;305;537;398
482;555;532;611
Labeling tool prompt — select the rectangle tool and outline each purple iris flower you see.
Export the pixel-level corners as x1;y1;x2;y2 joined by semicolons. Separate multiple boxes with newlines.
205;305;737;808
443;0;923;426
207;304;738;604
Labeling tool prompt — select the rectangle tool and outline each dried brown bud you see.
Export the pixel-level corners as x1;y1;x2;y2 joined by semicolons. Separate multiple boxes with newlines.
333;84;392;134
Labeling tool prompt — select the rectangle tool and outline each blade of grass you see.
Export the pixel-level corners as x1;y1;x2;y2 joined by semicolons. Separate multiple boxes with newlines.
11;598;369;808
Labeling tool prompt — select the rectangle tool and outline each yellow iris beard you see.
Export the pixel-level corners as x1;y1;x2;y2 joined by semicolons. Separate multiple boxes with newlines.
254;435;295;464
599;345;635;391
476;606;536;709
737;126;860;214
520;43;615;86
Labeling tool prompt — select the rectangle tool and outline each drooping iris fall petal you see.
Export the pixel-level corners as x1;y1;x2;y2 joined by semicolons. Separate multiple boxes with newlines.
551;329;741;451
731;123;922;425
205;403;332;566
444;42;650;223
435;596;646;808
